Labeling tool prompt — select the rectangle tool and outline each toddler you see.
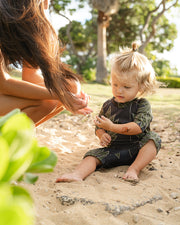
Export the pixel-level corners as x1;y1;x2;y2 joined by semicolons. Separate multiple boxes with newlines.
56;42;161;183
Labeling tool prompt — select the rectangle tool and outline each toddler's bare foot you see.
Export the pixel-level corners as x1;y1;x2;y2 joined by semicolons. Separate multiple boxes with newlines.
122;167;139;184
56;173;83;183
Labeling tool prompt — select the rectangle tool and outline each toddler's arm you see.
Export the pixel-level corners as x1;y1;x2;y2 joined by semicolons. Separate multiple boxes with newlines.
95;116;142;135
96;128;111;147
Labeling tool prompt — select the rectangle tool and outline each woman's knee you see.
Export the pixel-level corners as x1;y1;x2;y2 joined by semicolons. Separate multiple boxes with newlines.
40;100;59;113
22;100;60;122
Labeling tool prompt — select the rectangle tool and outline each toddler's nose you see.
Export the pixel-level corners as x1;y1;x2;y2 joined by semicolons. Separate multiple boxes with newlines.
118;87;123;94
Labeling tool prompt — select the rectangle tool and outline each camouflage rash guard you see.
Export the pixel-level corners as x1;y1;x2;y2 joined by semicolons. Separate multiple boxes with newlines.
84;97;161;168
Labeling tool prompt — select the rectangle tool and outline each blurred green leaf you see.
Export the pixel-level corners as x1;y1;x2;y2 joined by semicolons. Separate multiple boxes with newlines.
23;173;38;184
0;184;34;225
12;185;33;205
0;109;20;130
1;113;34;136
1;131;35;182
0;137;9;181
28;151;57;173
0;109;57;225
30;141;51;164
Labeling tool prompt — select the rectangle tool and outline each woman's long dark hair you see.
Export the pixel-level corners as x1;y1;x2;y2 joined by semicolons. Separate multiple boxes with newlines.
0;0;81;111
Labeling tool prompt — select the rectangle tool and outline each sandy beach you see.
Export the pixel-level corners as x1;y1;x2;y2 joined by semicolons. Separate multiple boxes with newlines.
22;109;180;225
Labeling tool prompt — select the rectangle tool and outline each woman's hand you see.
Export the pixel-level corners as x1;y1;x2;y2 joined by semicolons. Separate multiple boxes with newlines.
99;133;111;147
64;79;93;115
72;90;93;115
95;115;113;131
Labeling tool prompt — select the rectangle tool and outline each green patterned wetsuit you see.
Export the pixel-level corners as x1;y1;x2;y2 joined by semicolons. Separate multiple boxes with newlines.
84;97;161;169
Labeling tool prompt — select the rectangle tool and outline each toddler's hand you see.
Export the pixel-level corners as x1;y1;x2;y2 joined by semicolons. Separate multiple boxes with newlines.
100;133;111;147
95;115;113;131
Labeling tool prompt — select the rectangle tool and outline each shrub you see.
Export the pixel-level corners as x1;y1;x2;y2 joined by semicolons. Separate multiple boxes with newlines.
157;77;180;88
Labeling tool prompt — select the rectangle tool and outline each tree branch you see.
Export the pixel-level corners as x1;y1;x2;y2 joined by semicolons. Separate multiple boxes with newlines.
139;0;179;53
140;1;162;40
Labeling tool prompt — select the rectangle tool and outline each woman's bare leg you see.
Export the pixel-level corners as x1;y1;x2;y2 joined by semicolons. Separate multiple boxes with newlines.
56;156;101;182
123;140;157;181
34;104;64;127
23;100;64;126
0;94;63;126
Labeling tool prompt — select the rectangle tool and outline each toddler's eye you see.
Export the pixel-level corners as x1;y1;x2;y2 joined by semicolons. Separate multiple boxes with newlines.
124;86;131;89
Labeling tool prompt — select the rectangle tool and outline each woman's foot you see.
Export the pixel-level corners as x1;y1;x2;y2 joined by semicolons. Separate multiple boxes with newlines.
56;173;83;183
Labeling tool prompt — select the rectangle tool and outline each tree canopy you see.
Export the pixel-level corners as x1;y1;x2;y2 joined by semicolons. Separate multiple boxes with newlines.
50;0;179;80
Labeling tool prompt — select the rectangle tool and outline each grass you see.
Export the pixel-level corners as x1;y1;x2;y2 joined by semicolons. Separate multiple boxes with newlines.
10;69;22;78
147;88;180;119
10;69;180;120
82;82;180;120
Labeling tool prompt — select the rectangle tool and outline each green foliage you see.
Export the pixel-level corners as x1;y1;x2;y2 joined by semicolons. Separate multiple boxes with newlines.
50;0;73;13
83;68;96;81
0;109;58;225
50;0;86;14
50;0;179;79
59;20;97;79
107;4;139;52
152;17;177;53
66;55;96;81
153;60;178;77
157;77;180;88
108;2;177;56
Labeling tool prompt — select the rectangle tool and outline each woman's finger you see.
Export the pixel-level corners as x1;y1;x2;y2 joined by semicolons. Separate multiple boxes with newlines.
76;91;89;102
77;107;93;115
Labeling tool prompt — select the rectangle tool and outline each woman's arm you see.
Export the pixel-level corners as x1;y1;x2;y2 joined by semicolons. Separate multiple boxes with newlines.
0;64;92;114
0;69;57;100
22;65;45;86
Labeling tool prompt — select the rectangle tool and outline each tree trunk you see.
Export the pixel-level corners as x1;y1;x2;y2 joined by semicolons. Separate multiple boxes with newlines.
96;11;109;83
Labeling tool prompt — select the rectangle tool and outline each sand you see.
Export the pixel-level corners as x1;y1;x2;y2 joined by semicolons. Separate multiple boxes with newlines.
23;113;180;225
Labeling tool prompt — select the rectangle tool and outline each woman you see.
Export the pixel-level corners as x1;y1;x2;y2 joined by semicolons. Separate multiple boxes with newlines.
0;0;92;126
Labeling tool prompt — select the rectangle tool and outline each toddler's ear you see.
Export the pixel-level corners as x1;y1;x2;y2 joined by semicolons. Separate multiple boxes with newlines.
138;85;142;91
138;84;145;95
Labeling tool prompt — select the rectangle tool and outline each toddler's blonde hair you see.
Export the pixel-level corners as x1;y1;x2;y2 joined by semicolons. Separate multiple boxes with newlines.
111;42;159;96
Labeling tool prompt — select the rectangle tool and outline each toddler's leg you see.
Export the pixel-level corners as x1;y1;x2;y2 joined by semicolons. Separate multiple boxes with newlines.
123;140;157;181
56;156;101;182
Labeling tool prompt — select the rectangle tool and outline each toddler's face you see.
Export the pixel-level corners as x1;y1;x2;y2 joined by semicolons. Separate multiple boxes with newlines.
111;70;140;103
